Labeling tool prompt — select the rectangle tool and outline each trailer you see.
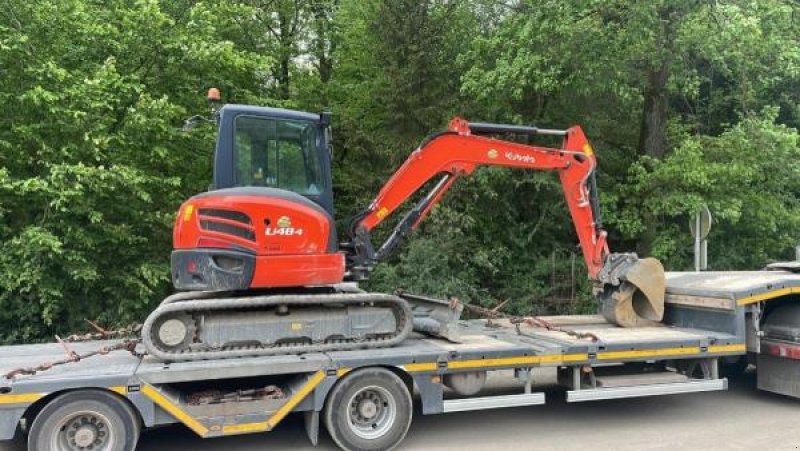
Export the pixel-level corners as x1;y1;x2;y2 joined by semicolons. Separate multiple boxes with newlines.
2;270;800;451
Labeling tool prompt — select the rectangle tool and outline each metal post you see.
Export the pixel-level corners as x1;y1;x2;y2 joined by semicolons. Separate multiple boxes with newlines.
572;366;581;391
524;369;533;394
570;252;576;304
700;239;708;271
515;368;534;394
694;213;702;272
795;245;800;262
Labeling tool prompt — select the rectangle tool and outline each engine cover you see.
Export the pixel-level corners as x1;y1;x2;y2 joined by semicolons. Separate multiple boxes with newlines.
172;187;346;290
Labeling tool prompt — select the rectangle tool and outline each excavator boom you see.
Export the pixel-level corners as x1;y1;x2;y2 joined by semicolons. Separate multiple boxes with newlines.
349;118;604;276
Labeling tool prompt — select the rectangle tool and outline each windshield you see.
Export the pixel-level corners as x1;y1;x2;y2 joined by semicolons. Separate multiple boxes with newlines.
233;115;325;195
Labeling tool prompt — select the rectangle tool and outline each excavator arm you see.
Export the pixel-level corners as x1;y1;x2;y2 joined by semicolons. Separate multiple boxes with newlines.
345;118;665;327
347;118;606;277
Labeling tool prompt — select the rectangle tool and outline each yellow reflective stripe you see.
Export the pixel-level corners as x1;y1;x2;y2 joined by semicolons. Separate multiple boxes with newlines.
548;353;588;363
223;370;326;436
402;362;438;372
336;368;351;377
221;417;270;435
708;344;746;353
413;345;743;370
403;353;589;372
598;343;747;360
597;347;700;360
0;393;44;405
222;421;268;435
448;356;538;369
737;287;800;305
108;386;128;395
264;369;326;430
141;384;209;437
0;386;128;406
446;353;589;370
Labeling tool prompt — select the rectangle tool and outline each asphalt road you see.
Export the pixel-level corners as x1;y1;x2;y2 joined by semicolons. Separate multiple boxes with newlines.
4;368;800;451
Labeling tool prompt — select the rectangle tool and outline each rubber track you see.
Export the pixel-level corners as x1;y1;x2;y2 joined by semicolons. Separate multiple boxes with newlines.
142;292;412;362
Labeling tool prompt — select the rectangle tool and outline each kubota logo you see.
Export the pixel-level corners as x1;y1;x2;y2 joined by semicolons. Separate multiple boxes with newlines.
266;216;304;237
277;216;292;228
504;152;536;163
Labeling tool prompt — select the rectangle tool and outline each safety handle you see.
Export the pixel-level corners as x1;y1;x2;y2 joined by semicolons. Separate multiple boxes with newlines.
468;122;567;136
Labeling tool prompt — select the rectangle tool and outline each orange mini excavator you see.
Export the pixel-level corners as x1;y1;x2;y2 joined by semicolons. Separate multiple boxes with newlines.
141;90;665;361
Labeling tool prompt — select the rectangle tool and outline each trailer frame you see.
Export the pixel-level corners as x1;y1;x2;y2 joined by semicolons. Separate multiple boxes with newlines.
4;270;800;450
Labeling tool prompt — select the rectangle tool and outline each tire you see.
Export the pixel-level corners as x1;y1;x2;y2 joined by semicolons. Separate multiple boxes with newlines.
28;390;139;451
720;355;750;378
324;368;412;451
116;392;142;441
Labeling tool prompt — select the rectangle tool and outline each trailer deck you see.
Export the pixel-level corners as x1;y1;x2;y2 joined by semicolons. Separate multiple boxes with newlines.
0;314;744;442
667;270;800;303
0;315;745;382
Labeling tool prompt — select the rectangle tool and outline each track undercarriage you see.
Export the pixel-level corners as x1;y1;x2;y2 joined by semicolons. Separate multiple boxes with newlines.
142;289;412;362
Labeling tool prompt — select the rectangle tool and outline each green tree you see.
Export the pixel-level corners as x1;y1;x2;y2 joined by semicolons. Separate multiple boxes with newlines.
461;0;800;266
0;0;273;342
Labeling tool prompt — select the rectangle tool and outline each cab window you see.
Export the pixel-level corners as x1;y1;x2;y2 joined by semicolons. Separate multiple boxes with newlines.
233;115;324;195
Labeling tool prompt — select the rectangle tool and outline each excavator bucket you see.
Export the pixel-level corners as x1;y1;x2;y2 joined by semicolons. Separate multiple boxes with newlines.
596;254;666;328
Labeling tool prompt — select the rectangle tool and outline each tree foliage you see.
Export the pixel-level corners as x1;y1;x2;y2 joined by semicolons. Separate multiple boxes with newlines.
0;0;798;341
0;0;272;341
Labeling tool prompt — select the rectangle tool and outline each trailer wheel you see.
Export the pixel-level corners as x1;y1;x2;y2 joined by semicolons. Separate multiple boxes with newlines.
324;368;412;451
27;390;139;451
720;355;750;377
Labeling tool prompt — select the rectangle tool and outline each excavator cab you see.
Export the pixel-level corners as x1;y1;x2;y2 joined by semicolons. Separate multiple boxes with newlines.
211;104;335;215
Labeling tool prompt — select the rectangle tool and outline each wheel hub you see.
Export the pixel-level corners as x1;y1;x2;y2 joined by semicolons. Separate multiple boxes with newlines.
346;386;397;439
57;411;111;451
358;399;378;419
74;425;96;447
159;318;188;347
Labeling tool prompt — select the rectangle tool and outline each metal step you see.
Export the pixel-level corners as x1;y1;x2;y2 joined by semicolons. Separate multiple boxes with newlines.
442;393;545;413
595;371;689;388
567;378;727;403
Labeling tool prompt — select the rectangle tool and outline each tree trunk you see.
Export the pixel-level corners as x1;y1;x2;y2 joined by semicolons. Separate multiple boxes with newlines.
277;9;292;100
636;7;676;257
311;1;336;84
638;64;669;159
317;45;333;84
